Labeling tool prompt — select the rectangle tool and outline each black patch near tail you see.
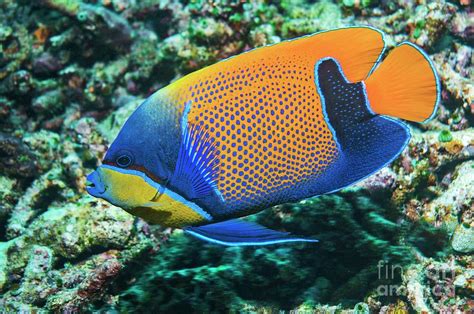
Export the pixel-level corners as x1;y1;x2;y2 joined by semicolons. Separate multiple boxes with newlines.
310;58;411;194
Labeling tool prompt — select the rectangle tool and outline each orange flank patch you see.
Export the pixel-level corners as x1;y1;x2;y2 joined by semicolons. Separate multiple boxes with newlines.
160;28;385;206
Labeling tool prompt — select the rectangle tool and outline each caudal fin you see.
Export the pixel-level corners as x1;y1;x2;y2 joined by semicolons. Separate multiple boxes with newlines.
364;42;440;123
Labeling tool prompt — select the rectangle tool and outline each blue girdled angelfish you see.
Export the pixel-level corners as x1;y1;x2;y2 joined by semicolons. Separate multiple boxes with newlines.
86;27;440;246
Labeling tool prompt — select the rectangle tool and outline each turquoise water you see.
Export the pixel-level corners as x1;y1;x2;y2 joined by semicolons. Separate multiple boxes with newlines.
0;0;472;312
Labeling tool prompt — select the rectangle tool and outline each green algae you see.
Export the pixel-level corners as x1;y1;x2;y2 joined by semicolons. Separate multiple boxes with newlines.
341;0;375;9
413;20;426;39
0;241;14;290
438;130;453;142
0;176;15;201
353;302;370;314
44;0;81;16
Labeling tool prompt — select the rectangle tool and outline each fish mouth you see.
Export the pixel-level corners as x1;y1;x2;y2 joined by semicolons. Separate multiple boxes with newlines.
86;170;106;196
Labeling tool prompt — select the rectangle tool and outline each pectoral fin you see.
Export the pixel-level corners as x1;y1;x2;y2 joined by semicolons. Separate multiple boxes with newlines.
184;219;318;246
171;101;222;202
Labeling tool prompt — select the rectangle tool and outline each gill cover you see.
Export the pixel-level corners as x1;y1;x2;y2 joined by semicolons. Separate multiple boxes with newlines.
102;92;182;186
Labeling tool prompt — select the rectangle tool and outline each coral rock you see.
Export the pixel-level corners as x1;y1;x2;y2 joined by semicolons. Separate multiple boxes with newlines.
0;132;38;179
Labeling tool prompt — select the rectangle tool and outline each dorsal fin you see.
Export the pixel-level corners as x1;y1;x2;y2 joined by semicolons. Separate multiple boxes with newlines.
167;26;386;93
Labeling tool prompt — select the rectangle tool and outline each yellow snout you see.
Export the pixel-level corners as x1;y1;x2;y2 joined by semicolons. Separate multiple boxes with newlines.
87;166;207;227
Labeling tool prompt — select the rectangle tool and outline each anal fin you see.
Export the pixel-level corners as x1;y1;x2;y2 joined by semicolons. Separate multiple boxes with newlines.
184;219;318;246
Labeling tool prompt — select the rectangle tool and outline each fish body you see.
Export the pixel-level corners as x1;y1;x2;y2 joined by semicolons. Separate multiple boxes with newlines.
87;27;439;246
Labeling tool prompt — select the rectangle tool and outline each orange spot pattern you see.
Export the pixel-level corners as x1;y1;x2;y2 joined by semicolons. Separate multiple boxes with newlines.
161;28;385;209
165;55;339;208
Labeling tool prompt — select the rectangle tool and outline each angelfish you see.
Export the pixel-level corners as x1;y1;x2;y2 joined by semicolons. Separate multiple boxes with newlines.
86;27;439;246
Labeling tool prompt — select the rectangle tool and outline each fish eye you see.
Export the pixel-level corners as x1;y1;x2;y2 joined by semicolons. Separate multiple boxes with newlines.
116;154;133;168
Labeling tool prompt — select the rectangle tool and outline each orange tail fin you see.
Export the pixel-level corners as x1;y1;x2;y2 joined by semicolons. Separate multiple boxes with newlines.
364;42;440;123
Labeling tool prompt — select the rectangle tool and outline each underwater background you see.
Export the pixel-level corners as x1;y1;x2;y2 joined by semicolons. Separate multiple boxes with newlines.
0;0;472;312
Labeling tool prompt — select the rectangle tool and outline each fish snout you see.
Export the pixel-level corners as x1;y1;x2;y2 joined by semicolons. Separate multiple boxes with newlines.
86;169;106;196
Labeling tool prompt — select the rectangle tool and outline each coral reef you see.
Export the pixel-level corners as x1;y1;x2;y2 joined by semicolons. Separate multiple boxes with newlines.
112;193;428;312
0;0;472;312
0;132;38;179
402;256;473;313
0;197;157;311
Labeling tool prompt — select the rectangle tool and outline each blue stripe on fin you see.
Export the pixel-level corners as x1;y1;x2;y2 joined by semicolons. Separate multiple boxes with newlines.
170;101;223;203
184;219;318;246
310;58;410;195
